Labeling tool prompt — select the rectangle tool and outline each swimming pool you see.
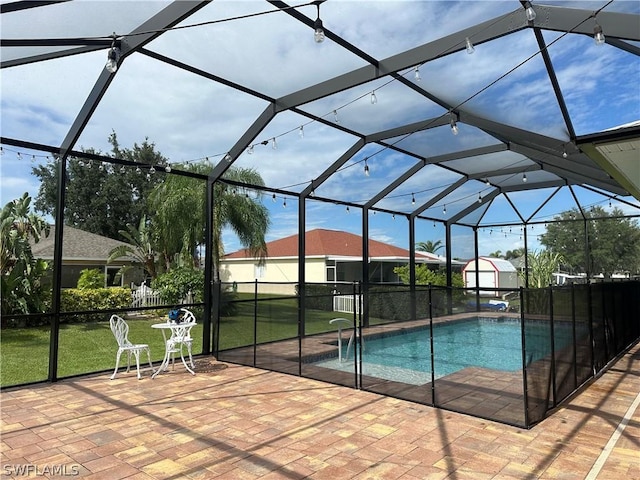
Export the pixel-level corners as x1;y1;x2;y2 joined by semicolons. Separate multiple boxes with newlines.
314;317;577;385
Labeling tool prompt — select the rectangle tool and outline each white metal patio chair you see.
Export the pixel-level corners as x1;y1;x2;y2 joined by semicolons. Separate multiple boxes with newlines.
109;314;154;380
152;309;196;378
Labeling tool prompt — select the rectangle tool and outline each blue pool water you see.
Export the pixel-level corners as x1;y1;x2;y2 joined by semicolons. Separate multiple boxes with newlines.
314;318;576;385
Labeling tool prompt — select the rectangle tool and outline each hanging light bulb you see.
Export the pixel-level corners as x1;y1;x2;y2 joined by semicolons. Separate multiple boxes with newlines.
522;172;528;183
165;163;171;172
333;110;339;123
370;90;377;104
223;153;232;162
247;144;254;154
283;198;287;208
478;192;482;204
450;112;459;135
562;146;568;158
135;166;141;174
411;193;416;205
594;22;605;46
120;165;126;174
272;193;277;202
299;126;304;138
105;34;120;73
86;160;92;169
364;159;370;177
149;165;156;174
313;2;325;43
414;65;421;82
443;204;447;214
78;159;85;167
524;2;536;21
146;173;151;181
485;178;491;186
346;206;350;214
271;137;277;150
0;147;4;156
465;37;475;54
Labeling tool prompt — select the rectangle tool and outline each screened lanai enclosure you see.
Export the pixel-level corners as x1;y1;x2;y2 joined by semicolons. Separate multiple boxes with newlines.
2;1;640;427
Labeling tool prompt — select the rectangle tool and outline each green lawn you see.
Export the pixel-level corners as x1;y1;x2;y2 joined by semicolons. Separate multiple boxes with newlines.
1;296;359;387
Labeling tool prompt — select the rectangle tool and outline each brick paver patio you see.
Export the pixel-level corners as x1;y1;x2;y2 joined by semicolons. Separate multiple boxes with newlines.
1;342;638;479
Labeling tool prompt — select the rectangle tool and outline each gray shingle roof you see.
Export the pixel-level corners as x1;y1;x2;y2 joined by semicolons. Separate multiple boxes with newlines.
30;225;132;262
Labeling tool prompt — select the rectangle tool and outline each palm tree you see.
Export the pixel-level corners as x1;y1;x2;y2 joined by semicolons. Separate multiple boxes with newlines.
107;215;157;280
416;239;443;254
149;163;270;281
520;249;564;288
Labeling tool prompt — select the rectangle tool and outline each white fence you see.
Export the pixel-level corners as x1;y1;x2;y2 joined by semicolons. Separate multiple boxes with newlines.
333;294;361;314
131;284;193;308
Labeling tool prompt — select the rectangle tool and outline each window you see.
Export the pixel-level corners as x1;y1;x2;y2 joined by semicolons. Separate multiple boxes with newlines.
326;260;335;282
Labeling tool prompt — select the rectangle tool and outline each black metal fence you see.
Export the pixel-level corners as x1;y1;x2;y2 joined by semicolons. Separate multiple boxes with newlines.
216;280;640;428
2;279;638;428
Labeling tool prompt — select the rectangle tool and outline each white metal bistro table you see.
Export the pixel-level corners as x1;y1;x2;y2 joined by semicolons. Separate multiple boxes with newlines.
151;322;196;379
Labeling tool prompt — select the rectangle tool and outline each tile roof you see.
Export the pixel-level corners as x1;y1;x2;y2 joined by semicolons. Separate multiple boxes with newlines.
225;228;429;260
30;225;132;261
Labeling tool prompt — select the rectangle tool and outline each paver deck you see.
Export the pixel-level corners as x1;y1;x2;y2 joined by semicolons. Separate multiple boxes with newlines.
1;342;638;479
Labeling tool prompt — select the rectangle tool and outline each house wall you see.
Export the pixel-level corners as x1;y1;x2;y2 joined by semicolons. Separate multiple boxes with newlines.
220;257;328;295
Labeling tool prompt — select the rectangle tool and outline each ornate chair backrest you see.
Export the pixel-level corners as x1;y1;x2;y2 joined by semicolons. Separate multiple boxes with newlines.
179;308;196;324
169;322;194;345
110;315;132;348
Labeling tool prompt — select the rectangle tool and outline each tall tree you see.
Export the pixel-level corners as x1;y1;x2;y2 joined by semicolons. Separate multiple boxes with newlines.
1;193;51;315
416;240;443;254
149;162;270;280
32;133;166;239
505;248;525;260
540;206;640;278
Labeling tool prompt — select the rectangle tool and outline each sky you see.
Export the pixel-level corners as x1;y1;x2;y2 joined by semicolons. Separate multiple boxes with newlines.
1;0;639;260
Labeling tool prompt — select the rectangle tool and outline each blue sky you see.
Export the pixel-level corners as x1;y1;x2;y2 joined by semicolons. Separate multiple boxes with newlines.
1;1;639;260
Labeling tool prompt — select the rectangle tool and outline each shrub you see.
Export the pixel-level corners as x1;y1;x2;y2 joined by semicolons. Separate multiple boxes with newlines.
60;287;132;322
77;268;105;289
151;267;204;305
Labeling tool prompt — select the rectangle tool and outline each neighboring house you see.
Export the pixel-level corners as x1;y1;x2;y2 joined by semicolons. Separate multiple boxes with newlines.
462;256;519;296
221;228;444;294
30;225;143;288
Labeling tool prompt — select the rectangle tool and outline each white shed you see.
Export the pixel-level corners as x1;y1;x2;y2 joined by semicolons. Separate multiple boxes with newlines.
462;257;519;296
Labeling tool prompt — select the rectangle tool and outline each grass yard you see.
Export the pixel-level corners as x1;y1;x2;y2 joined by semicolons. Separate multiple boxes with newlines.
1;295;360;388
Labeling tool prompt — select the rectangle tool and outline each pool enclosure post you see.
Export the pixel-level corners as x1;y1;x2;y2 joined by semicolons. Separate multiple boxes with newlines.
548;285;557;408
428;284;436;407
473;227;480;311
48;152;68;382
520;286;530;427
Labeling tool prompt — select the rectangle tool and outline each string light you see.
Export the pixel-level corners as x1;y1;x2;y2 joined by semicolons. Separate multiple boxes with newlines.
593;22;605;45
522;172;527;183
105;33;120;73
443;204;447;214
313;2;325;43
465;37;475;54
165;164;171;172
524;2;536;21
364;159;370;176
450;112;459;135
370;90;377;104
299;126;304;138
283;198;287;208
333;110;339;123
478;192;482;203
414;65;421;81
271;137;277;149
247;144;254;154
412;193;416;205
